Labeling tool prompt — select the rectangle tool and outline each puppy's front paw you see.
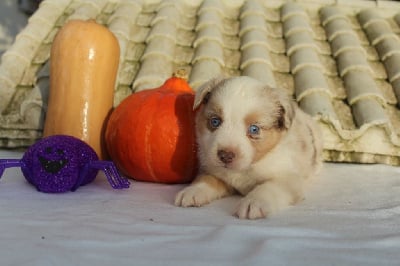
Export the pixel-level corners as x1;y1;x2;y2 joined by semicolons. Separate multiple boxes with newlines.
175;174;233;208
175;185;214;207
235;197;271;220
234;181;298;219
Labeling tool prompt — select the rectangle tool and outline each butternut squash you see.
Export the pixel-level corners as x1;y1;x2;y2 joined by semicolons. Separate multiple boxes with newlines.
43;19;120;159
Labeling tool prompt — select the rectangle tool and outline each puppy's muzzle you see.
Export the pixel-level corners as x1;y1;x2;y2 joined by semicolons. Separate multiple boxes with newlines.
217;149;235;164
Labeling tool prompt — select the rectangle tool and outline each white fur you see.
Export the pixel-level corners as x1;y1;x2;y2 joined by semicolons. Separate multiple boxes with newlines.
175;76;323;219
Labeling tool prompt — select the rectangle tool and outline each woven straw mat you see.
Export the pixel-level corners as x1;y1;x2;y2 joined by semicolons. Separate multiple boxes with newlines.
1;0;400;165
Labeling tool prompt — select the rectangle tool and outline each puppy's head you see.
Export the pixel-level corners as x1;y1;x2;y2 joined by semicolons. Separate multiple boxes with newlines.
194;76;295;172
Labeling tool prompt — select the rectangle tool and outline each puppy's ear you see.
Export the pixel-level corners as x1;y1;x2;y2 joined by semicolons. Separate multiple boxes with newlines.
193;77;226;110
273;88;296;130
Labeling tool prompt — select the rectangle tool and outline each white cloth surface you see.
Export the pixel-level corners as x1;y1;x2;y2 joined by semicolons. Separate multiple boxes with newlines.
1;150;400;266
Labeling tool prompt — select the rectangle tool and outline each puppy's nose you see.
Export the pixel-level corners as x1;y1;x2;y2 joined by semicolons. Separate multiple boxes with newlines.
217;149;235;164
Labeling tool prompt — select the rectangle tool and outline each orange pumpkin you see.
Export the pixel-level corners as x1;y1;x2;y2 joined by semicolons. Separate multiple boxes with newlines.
105;71;198;184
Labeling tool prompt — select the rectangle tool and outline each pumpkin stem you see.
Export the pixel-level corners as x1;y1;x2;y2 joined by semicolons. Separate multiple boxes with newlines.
162;69;193;93
172;69;188;81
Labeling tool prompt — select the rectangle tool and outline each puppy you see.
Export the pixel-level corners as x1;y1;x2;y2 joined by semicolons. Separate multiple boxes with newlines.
175;76;323;219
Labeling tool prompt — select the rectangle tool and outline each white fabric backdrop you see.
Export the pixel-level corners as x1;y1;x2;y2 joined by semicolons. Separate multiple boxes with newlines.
1;150;400;266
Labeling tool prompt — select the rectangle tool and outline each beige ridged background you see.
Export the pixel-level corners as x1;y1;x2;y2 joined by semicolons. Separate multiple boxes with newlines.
0;0;400;165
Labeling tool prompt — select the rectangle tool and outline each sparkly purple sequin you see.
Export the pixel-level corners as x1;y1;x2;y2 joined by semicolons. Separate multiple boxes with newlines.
0;135;130;193
21;135;98;193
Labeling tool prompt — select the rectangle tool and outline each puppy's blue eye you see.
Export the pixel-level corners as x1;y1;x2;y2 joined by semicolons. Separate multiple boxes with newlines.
248;124;260;136
209;117;222;129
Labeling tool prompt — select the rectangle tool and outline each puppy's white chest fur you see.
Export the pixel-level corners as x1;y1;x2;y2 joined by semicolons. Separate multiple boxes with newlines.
175;76;323;219
209;167;259;195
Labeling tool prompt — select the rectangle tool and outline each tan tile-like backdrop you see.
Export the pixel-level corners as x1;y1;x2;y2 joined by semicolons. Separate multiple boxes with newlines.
1;0;400;165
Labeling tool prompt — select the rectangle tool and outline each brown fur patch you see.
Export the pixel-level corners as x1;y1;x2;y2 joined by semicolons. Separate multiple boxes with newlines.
202;104;224;132
245;111;284;163
276;104;286;130
300;140;307;152
195;111;207;136
251;128;283;163
193;174;235;194
244;111;265;131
